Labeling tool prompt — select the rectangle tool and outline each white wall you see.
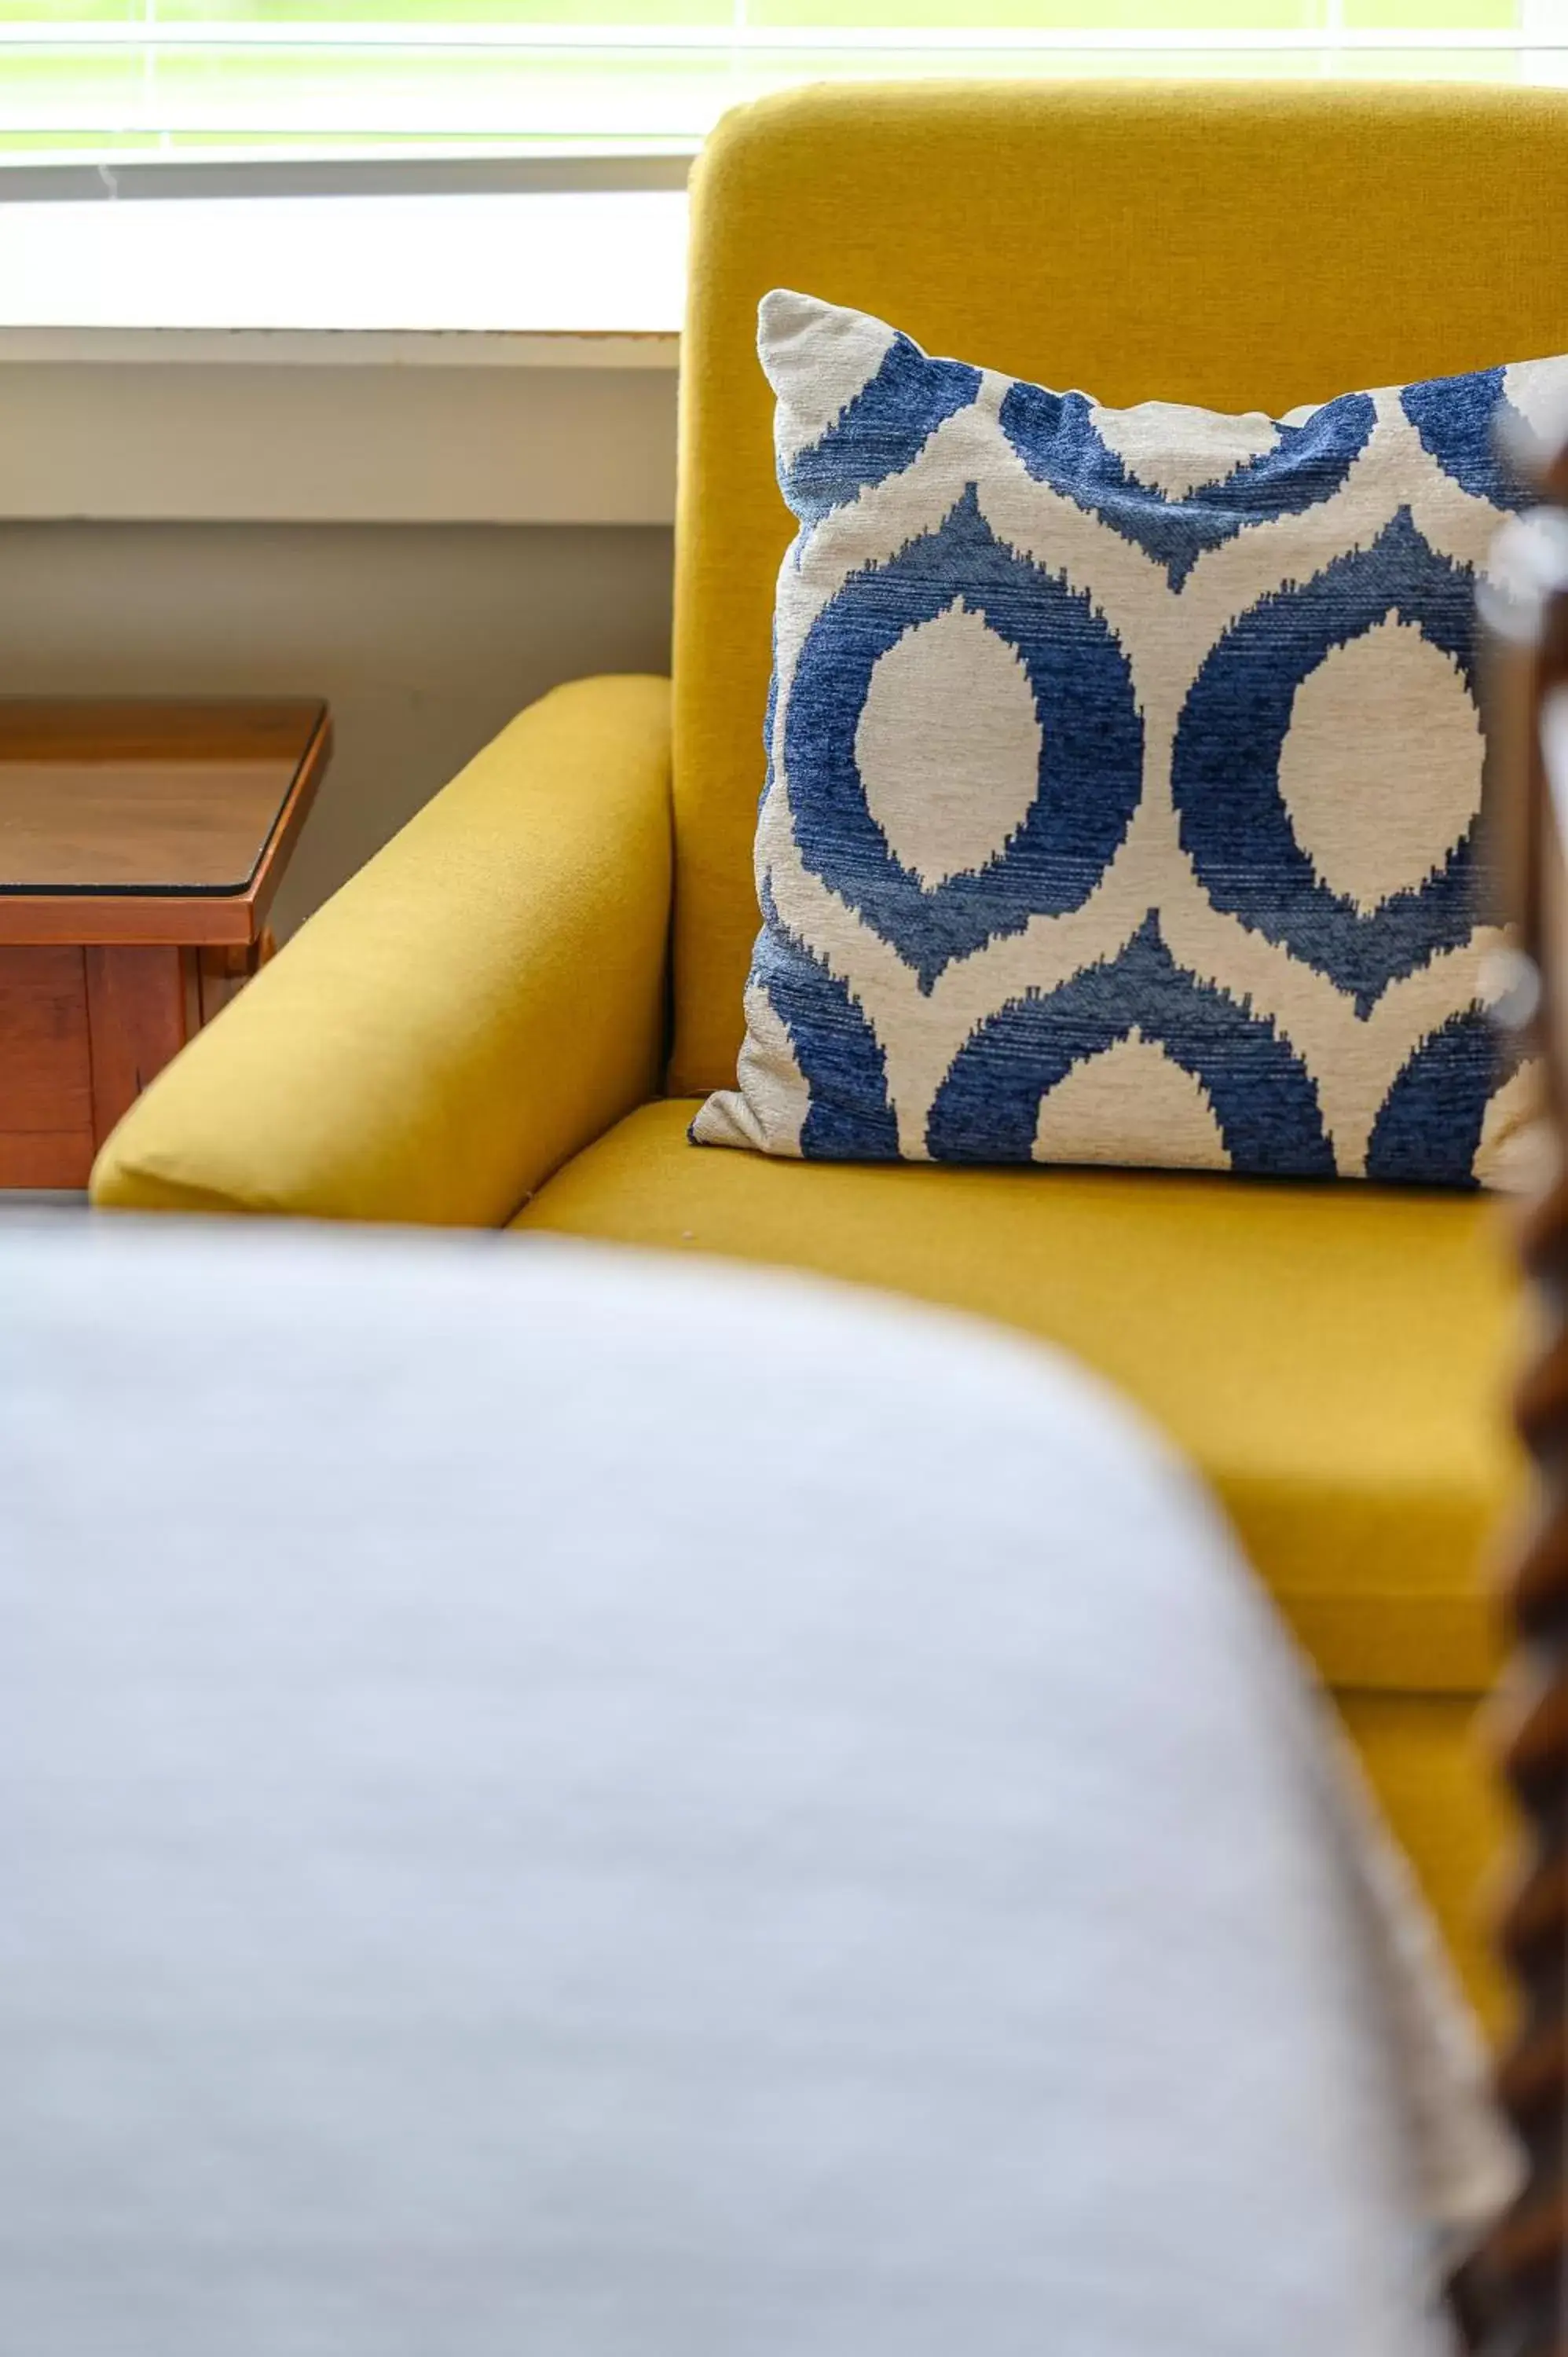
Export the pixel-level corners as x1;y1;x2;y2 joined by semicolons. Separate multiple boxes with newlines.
0;522;674;938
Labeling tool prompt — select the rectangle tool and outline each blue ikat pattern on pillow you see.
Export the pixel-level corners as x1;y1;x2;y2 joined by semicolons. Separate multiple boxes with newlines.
692;292;1560;1186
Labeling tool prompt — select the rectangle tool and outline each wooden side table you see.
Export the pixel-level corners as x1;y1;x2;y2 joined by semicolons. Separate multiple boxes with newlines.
0;700;331;1189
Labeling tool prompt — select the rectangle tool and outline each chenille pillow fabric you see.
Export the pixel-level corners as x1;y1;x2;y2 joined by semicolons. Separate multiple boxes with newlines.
691;291;1561;1185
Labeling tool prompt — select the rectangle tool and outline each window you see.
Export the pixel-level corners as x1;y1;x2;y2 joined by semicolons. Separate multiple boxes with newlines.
5;2;1567;169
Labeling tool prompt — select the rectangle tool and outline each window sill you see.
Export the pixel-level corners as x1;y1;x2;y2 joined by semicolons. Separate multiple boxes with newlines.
0;327;678;368
0;192;685;524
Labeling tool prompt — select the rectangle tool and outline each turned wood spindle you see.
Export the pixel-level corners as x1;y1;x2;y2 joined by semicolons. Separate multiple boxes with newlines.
1477;444;1568;2357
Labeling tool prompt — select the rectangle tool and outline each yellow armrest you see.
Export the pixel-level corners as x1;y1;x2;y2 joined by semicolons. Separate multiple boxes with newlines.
91;676;672;1226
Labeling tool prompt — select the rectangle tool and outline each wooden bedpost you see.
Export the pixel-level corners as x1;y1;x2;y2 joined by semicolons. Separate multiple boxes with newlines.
1478;445;1568;2357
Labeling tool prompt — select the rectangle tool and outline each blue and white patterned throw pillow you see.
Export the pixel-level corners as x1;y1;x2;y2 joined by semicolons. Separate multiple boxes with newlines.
692;291;1564;1186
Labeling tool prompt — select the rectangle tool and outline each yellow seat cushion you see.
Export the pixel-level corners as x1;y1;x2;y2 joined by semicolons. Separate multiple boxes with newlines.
517;1102;1519;1697
1336;1692;1511;2034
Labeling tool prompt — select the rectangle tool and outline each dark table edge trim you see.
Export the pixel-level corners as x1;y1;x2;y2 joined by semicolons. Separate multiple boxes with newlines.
0;705;332;946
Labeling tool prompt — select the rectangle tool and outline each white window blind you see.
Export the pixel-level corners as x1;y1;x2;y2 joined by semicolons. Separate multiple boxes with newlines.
5;2;1568;167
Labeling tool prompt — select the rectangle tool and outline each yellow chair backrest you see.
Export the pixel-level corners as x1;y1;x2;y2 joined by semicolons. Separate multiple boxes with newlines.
668;77;1568;1098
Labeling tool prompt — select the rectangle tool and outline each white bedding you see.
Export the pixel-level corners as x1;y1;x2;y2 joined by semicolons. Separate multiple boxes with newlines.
0;1219;1517;2355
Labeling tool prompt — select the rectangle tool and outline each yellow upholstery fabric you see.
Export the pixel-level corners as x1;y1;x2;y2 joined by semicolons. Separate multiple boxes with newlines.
91;678;672;1225
516;1101;1517;1696
671;79;1568;1094
1337;1692;1512;2036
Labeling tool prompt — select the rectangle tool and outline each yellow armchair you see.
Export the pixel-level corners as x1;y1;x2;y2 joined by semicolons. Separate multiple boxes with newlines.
94;79;1568;2020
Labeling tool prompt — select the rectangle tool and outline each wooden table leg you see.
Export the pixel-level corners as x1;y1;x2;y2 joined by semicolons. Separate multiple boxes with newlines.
0;944;97;1187
85;945;191;1151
